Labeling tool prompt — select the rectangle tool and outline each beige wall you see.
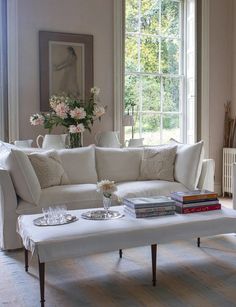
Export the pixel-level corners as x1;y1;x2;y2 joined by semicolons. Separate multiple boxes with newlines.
207;0;233;193
233;0;236;115
18;0;114;146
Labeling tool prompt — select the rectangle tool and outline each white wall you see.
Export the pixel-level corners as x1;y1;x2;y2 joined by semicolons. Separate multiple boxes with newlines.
208;0;233;193
17;0;114;145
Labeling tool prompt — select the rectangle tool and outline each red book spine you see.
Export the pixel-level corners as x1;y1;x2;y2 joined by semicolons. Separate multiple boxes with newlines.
181;204;221;214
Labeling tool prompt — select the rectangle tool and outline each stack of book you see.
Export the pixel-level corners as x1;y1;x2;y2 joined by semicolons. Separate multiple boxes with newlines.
123;196;176;218
170;190;221;214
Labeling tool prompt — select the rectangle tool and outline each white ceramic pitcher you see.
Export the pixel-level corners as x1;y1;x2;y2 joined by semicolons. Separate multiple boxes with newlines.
95;131;121;148
126;138;144;147
14;139;33;148
36;134;67;149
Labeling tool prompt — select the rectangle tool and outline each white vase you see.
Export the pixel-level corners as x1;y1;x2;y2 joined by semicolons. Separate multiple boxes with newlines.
36;134;67;149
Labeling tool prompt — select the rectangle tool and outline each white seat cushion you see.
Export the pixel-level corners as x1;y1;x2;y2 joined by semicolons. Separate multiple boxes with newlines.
39;184;102;209
17;184;103;215
115;180;189;199
95;147;143;182
57;146;98;184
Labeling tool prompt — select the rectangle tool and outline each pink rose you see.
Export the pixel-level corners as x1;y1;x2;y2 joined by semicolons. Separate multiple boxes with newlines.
70;107;86;119
55;102;69;119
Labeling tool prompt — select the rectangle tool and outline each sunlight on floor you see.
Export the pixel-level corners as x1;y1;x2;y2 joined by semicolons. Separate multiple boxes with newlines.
220;197;233;209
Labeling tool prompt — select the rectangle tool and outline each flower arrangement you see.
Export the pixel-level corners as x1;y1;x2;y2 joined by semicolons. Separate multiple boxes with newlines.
97;180;117;199
30;87;106;147
97;180;117;215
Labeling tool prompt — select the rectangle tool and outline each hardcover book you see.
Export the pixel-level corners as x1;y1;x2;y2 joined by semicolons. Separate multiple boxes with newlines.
175;204;221;214
124;207;175;218
123;196;176;209
124;205;176;213
170;190;218;203
175;199;219;208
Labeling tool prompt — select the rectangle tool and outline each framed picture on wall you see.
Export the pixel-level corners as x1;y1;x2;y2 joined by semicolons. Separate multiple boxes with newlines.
39;31;93;111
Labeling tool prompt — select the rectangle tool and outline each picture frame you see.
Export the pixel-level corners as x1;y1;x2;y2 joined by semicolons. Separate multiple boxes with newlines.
39;31;93;111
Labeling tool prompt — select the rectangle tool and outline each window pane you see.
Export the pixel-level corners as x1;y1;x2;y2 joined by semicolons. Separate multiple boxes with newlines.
162;114;180;143
125;35;139;72
140;36;159;72
161;0;180;37
124;75;139;113
161;38;179;74
141;0;160;34
142;76;161;111
162;77;180;112
142;113;161;144
126;0;139;33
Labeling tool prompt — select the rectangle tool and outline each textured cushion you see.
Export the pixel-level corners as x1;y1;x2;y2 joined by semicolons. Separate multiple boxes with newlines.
95;147;143;182
115;180;189;199
173;141;204;190
139;145;177;181
57;146;98;184
0;143;41;204
28;151;69;189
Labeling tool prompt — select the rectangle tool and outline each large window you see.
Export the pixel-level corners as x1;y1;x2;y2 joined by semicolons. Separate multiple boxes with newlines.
124;0;196;145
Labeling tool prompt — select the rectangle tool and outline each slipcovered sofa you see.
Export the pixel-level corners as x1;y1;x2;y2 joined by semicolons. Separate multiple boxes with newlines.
0;141;215;250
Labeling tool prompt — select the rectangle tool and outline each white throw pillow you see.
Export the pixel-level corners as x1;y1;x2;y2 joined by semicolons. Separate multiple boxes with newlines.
0;143;41;205
57;145;98;184
172;140;204;190
139;145;177;181
28;151;70;189
95;147;143;182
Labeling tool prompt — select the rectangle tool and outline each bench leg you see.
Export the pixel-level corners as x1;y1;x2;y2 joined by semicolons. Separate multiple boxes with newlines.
119;249;123;259
151;244;157;286
24;248;29;272
38;257;45;307
197;237;201;247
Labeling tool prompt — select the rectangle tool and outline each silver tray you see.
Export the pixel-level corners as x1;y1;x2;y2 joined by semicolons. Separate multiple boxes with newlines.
81;210;124;220
33;214;78;226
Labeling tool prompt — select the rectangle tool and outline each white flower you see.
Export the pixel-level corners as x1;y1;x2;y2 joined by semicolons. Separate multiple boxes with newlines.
69;123;85;133
54;102;70;119
93;105;106;118
76;123;85;133
30;114;44;126
97;180;117;197
70;107;86;119
91;86;100;96
69;125;77;133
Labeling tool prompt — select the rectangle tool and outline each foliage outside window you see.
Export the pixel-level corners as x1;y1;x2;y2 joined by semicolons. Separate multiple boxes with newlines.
124;0;185;145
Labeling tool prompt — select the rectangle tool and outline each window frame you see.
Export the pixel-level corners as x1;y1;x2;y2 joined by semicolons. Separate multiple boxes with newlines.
114;0;197;146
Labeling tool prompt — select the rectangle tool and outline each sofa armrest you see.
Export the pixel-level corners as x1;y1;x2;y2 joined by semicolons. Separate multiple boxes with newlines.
0;167;22;250
197;159;215;191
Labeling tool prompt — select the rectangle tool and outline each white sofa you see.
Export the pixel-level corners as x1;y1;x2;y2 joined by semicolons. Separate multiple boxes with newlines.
0;142;215;250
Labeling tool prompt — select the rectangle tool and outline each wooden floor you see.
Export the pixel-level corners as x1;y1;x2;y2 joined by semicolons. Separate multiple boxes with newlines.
0;197;235;307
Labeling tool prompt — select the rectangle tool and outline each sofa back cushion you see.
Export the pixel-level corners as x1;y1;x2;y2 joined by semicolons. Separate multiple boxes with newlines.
0;142;41;204
95;147;143;182
173;140;204;190
58;145;98;184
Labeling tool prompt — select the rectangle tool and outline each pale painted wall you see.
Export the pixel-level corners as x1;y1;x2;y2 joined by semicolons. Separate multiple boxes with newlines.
208;0;233;193
232;0;236;114
17;0;114;146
